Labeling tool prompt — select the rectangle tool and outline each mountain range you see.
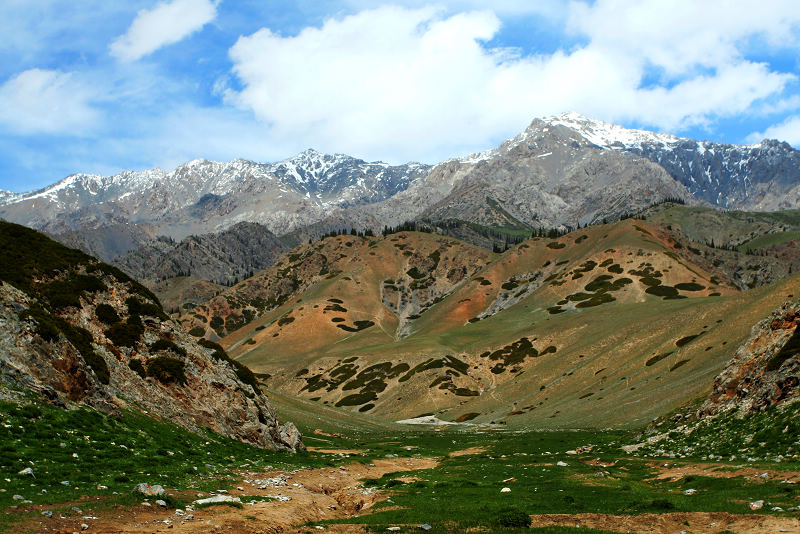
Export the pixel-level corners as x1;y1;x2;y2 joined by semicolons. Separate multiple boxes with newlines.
2;112;800;292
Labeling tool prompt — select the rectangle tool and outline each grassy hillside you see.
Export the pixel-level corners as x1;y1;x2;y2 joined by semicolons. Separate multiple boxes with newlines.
197;219;798;429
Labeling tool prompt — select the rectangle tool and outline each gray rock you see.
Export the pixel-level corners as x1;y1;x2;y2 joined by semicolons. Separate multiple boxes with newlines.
17;467;33;477
278;421;305;452
194;495;241;506
41;510;53;518
155;499;167;508
134;483;166;496
12;495;25;501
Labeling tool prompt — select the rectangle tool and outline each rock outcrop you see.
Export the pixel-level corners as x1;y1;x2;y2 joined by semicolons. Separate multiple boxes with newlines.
700;301;800;415
0;221;303;451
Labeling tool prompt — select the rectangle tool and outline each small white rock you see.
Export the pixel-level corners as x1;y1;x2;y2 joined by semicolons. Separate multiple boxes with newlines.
500;487;511;493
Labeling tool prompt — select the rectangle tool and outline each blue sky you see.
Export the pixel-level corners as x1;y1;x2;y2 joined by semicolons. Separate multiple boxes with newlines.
1;0;799;192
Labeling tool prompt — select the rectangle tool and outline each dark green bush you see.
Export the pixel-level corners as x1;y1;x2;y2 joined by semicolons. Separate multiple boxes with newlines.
150;339;187;358
104;318;144;348
494;507;531;528
188;326;205;337
406;267;426;279
646;285;679;298
146;356;187;386
95;303;120;325
128;359;146;379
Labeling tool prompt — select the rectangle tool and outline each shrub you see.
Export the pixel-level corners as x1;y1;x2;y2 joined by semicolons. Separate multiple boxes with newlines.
277;316;295;326
547;242;566;249
128;359;146;379
494;507;531;528
41;275;106;309
146;356;187;386
406;267;427;279
105;318;144;347
95;303;120;325
188;326;205;337
150;339;187;358
646;285;679;298
126;297;167;320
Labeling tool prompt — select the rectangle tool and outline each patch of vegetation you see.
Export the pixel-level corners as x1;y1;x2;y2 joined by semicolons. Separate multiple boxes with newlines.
150;339;187;358
547;242;566;249
104;317;144;348
607;264;623;274
645;285;680;298
146;356;187;386
407;267;427;279
501;280;520;291
336;320;375;332
645;352;673;366
128;359;146;379
325;303;347;312
455;412;480;422
277;316;295;326
188;326;205;337
126;296;168;321
483;337;541;374
197;339;262;395
675;282;705;291
494;507;532;528
669;359;690;372
675;333;702;347
20;305;109;384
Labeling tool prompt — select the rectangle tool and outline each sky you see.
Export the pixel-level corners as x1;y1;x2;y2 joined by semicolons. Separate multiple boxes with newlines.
1;1;799;192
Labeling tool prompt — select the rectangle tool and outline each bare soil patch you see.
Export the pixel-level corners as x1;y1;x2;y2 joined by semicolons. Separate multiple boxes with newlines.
19;457;438;534
529;512;800;533
448;446;488;457
651;461;800;483
305;447;365;455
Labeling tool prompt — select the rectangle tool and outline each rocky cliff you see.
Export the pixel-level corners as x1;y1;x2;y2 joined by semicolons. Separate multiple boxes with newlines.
0;222;303;451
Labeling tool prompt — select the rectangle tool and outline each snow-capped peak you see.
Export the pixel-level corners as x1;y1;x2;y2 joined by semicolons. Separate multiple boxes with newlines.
540;112;681;149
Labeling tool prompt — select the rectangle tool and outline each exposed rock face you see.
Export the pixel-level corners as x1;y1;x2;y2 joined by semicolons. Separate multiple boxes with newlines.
0;222;303;451
0;154;430;241
701;301;800;415
113;222;287;286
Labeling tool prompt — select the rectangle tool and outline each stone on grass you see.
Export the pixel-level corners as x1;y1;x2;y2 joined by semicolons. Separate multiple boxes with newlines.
135;483;166;496
749;500;764;510
500;487;511;493
155;499;167;508
18;467;33;477
194;495;241;506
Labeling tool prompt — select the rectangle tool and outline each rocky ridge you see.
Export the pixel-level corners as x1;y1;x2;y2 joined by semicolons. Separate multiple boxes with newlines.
0;221;302;451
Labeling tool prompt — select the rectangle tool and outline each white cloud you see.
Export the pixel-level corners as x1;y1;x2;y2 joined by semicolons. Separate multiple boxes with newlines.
224;3;799;163
110;0;217;62
0;69;98;135
748;115;800;146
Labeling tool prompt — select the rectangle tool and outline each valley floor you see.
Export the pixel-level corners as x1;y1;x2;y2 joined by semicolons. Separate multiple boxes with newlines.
4;416;800;533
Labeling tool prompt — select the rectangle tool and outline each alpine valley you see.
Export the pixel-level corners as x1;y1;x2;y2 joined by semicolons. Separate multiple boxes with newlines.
2;114;800;533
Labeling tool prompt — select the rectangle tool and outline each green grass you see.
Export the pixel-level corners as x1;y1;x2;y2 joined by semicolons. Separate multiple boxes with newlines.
737;230;800;252
3;392;800;533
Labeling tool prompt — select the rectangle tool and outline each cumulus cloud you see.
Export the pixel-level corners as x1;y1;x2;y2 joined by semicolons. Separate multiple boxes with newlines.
110;0;217;62
0;69;98;135
224;2;799;162
748;115;800;146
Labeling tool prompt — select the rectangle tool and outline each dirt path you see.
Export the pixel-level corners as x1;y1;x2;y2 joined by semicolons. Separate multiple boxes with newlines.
529;512;800;533
651;461;800;483
25;457;438;534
